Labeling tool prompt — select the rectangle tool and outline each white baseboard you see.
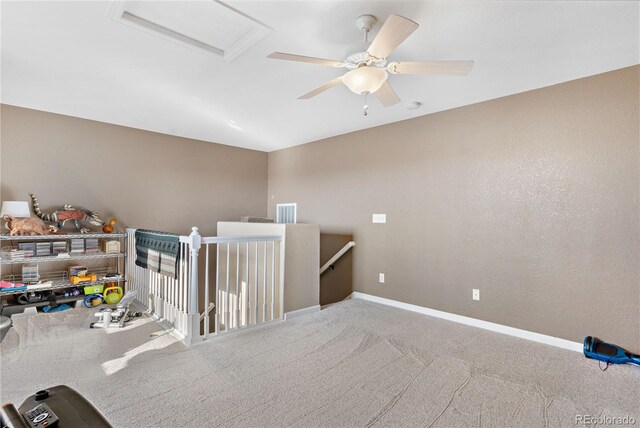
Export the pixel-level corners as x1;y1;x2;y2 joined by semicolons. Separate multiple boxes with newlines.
284;305;321;320
348;292;583;353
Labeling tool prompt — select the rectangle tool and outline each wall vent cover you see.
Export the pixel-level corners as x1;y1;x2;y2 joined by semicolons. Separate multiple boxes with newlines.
109;0;270;62
276;203;297;224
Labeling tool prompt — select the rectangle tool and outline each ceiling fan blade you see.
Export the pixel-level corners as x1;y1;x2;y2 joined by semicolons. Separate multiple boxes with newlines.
268;52;344;68
389;60;474;75
375;81;401;108
298;77;343;99
367;14;418;60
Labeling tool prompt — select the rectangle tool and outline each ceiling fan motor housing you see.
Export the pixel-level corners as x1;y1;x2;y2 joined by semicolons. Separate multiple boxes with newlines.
345;52;386;69
355;14;377;34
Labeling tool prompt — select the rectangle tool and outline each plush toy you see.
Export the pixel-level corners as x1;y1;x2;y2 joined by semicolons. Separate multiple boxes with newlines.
3;215;56;236
29;193;104;233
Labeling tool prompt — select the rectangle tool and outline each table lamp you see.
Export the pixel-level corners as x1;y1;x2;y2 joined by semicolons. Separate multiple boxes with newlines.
0;201;31;218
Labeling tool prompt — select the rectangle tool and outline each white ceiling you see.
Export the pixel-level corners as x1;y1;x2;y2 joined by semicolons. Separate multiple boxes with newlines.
1;1;638;152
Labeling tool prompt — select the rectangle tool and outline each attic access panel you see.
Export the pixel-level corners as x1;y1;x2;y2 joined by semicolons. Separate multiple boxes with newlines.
110;0;270;61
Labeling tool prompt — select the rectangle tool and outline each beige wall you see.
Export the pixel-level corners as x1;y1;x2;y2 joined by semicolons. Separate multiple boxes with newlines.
0;105;268;236
2;66;638;349
268;66;640;349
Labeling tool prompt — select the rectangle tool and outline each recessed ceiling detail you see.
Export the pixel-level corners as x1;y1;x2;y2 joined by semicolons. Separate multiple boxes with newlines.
109;0;270;62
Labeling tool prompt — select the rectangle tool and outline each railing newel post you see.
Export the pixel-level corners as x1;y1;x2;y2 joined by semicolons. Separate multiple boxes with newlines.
185;226;202;345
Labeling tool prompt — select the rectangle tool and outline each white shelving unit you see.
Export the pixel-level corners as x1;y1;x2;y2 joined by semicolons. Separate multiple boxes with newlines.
0;232;127;314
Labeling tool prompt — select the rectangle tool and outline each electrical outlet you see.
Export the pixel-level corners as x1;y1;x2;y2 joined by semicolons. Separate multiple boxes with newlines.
472;289;480;301
379;273;385;283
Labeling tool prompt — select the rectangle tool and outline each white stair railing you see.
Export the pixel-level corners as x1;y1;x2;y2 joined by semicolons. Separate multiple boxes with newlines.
126;227;284;345
320;241;355;275
205;235;283;338
126;229;191;339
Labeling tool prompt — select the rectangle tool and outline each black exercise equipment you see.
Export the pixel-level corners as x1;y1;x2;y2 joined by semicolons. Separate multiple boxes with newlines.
0;385;112;428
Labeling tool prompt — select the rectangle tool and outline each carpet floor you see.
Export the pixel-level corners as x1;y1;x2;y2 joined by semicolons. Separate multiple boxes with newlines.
1;299;638;427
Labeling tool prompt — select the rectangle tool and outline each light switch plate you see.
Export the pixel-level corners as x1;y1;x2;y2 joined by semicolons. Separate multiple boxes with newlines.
379;273;385;283
372;214;386;223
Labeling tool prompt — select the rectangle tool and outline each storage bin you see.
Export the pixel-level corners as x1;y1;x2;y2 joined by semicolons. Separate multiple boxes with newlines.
83;285;104;295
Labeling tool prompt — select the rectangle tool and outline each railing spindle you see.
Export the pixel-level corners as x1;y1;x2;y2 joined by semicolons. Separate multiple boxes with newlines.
236;242;240;330
271;240;275;321
254;241;258;325
262;241;267;324
215;242;220;334
204;243;210;338
245;242;249;328
226;242;233;331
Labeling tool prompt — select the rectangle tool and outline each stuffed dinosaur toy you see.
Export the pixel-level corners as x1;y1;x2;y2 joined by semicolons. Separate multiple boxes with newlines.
29;193;104;233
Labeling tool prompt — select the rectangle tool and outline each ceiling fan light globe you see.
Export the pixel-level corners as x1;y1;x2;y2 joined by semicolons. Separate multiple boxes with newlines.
342;66;388;95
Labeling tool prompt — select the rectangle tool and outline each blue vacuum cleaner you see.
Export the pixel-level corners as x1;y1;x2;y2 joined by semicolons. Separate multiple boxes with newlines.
583;336;640;367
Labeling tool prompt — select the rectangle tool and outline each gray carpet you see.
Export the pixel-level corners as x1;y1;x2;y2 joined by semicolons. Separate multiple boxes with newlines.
1;299;638;427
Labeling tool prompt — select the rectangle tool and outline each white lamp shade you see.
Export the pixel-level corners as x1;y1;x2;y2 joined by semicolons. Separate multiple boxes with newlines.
342;66;388;95
0;201;31;218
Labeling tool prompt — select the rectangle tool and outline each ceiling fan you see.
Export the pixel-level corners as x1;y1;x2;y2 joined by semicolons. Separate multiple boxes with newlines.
267;14;473;115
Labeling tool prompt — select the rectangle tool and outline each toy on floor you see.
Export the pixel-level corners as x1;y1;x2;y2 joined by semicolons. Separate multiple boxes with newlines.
43;303;72;313
90;290;139;329
83;294;104;308
29;193;104;233
103;285;123;305
583;336;640;370
103;282;123;305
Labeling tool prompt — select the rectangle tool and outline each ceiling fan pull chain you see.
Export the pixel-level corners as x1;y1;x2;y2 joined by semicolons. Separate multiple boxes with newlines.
363;93;369;116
